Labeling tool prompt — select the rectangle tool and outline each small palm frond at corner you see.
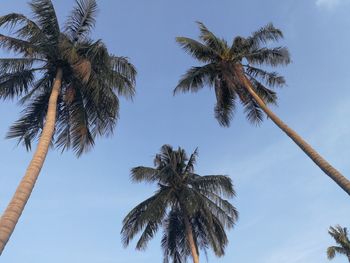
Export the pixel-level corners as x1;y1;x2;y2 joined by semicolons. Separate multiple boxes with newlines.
327;225;350;261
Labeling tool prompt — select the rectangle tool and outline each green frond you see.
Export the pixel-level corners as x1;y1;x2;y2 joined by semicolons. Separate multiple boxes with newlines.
0;58;36;74
243;97;264;125
6;88;51;150
174;63;217;94
121;189;170;247
29;0;60;43
110;56;137;99
245;65;285;88
196;21;227;54
183;148;198;174
136;221;160;250
176;37;219;63
213;79;236;127
248;23;284;49
0;13;34;30
0;34;39;56
249;77;278;105
131;166;160;183
190;175;235;198
246;47;290;67
0;69;35;99
65;0;98;42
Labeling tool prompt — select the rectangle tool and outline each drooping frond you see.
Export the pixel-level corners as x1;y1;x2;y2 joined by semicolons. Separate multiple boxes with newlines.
6;88;51;150
248;77;277;105
0;69;35;100
65;0;98;42
131;166;160;183
214;78;236;127
245;65;285;88
327;246;347;260
0;58;38;74
189;175;235;198
242;95;264;125
110;56;137;99
162;208;188;263
121;189;170;248
174;63;217;94
0;34;39;56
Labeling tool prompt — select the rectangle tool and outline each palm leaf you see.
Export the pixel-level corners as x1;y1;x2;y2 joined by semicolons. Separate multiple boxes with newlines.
65;0;98;42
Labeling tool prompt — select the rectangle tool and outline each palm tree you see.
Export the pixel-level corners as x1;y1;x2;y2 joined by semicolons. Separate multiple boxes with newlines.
327;225;350;262
174;22;350;195
0;0;136;254
121;145;238;263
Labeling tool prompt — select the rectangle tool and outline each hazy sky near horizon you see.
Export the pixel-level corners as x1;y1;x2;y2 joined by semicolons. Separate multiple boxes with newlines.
0;0;350;262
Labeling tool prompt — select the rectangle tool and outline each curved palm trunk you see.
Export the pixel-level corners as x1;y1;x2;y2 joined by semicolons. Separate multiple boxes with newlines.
183;214;199;263
0;68;63;255
235;65;350;195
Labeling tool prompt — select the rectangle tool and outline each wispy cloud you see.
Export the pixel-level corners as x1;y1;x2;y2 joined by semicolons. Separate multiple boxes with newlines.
316;0;348;9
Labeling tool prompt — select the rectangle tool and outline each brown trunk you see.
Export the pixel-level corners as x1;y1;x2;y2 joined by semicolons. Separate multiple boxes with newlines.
234;64;350;195
183;215;199;263
0;68;63;255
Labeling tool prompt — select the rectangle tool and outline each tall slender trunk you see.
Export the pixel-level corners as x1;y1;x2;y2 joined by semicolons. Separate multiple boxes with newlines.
235;64;350;195
0;68;63;255
183;214;199;263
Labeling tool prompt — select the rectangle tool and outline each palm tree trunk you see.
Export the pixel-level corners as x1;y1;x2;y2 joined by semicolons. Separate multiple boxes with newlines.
0;68;63;255
235;65;350;195
183;214;199;263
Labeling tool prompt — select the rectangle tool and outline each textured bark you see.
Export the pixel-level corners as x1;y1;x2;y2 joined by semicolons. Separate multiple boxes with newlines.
0;68;63;255
235;64;350;195
183;214;199;263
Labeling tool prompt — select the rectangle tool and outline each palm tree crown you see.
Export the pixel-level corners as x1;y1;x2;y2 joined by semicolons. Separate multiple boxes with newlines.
0;0;136;155
327;225;350;262
175;22;290;126
121;145;238;263
174;22;350;196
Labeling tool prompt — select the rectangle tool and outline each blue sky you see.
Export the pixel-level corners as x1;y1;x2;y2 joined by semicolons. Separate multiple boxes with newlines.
0;0;350;262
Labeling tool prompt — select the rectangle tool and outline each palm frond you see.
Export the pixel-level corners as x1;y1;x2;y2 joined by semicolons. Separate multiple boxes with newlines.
190;175;235;198
176;37;219;63
0;34;39;56
174;63;217;94
327;246;347;260
0;69;35;99
121;189;170;247
245;65;285;88
196;21;227;54
65;0;98;42
246;47;290;67
29;0;60;44
248;23;284;49
6;89;51;150
131;166;160;183
110;56;137;99
248;77;278;105
0;58;37;74
213;77;236;127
